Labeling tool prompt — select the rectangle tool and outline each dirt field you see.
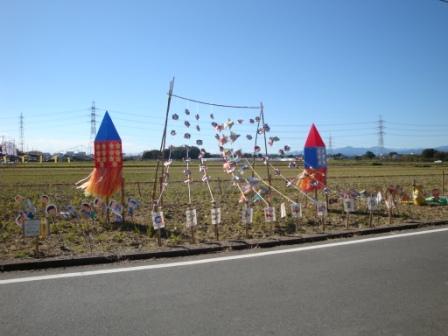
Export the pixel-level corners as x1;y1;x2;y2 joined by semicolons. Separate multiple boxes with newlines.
1;160;447;260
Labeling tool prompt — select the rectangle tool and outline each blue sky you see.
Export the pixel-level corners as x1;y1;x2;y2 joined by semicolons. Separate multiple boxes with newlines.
1;0;447;154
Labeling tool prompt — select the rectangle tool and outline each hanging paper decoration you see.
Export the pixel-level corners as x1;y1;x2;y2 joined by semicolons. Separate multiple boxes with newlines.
170;130;176;136
215;124;224;132
268;136;280;146
172;113;179;120
76;111;123;197
196;139;203;146
237;119;244;124
298;124;327;192
249;118;255;124
224;119;234;129
246;135;253;140
230;132;240;143
255;116;261;122
254;145;261;153
184;121;191;128
210;113;214;119
284;145;291;152
218;135;229;146
185;108;190;115
195;114;200;120
184;133;191;139
196;125;201;132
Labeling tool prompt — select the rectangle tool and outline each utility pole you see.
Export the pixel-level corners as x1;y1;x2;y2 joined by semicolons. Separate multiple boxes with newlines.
19;113;24;153
90;101;97;155
377;115;385;156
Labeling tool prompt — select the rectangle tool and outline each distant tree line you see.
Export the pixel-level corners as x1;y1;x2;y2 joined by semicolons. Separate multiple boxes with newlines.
331;148;448;162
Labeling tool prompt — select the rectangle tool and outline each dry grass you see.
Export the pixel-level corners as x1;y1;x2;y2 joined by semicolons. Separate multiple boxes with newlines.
0;160;447;261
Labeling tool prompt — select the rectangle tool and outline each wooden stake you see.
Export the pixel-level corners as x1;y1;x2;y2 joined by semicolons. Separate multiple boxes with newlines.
121;177;126;222
217;177;223;197
442;170;445;196
157;227;162;247
137;182;142;198
34;236;40;258
345;212;349;229
369;211;373;227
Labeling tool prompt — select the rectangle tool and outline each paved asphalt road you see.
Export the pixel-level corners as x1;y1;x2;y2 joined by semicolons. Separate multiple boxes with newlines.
1;228;448;336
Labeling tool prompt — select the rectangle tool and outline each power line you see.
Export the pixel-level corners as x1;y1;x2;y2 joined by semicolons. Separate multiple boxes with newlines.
171;94;261;110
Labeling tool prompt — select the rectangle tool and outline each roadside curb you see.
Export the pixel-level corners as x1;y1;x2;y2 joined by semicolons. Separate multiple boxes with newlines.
1;220;447;272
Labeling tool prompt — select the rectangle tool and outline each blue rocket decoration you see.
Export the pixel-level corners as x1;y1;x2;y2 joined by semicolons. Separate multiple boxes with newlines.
299;124;327;192
77;111;123;197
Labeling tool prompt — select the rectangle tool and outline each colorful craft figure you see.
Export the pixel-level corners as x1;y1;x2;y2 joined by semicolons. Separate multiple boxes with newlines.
298;124;327;192
77;111;123;197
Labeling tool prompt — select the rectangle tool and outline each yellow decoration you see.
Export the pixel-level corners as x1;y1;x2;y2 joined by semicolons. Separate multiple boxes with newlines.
413;185;426;206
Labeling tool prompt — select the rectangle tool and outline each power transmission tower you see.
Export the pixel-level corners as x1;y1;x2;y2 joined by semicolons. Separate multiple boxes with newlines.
328;134;333;156
377;115;385;156
19;113;24;152
89;101;97;155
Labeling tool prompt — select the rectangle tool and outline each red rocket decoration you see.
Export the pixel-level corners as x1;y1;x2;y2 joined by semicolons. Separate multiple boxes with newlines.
77;112;123;197
298;124;327;192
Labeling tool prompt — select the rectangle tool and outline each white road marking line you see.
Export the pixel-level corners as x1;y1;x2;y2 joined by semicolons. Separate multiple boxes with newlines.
1;227;447;285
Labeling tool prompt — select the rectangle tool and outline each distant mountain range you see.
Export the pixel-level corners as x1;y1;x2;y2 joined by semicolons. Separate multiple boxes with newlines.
292;145;448;157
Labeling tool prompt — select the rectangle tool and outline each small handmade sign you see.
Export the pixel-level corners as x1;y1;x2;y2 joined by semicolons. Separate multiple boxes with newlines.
385;197;396;210
367;197;378;211
264;207;276;223
23;219;40;237
80;202;95;219
185;209;198;228
376;191;383;204
45;204;58;218
290;203;302;218
127;198;140;216
151;211;165;229
316;202;327;217
241;205;253;225
211;207;221;225
109;200;123;222
343;198;355;213
280;203;287;218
